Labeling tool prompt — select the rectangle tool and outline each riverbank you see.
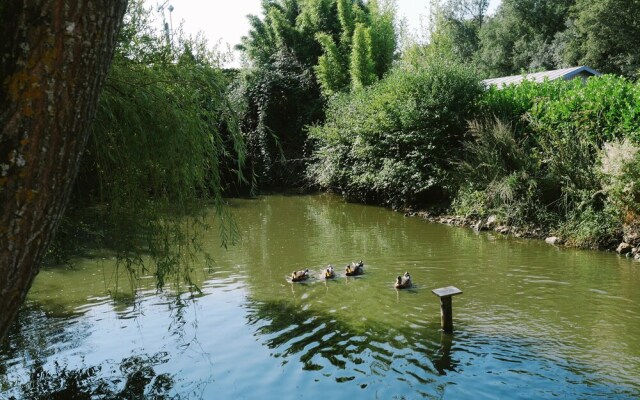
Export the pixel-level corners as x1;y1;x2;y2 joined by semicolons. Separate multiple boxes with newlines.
305;73;640;263
405;207;640;261
407;210;546;240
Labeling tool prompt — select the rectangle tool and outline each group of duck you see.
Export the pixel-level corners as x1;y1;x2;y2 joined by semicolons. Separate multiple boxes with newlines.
290;260;413;289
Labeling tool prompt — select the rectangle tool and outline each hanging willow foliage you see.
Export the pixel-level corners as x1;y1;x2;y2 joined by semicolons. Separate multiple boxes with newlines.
50;1;246;292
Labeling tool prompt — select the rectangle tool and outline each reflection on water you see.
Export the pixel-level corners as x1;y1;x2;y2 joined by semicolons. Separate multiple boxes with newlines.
245;298;441;378
15;351;174;399
0;302;176;399
1;194;640;399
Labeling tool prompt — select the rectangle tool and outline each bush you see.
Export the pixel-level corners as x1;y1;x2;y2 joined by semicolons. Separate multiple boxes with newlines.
308;60;482;208
556;202;621;249
234;49;323;190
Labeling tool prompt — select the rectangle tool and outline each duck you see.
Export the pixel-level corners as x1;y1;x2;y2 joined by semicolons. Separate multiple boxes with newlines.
345;260;364;276
291;269;310;282
394;271;412;289
323;264;335;279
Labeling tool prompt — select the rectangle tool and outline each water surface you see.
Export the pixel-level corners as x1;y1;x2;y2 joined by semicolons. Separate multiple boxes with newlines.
1;194;639;399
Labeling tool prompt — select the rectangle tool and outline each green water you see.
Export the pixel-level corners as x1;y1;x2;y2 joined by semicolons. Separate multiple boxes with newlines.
1;194;639;399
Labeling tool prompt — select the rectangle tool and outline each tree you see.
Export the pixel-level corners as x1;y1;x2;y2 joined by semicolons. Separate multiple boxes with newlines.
477;0;575;76
562;0;640;78
316;32;349;96
439;0;489;62
0;1;128;340
399;0;488;69
234;48;319;188
315;0;396;95
445;0;490;26
368;0;397;79
350;23;376;90
50;2;247;290
237;0;396;188
337;0;356;50
236;0;327;189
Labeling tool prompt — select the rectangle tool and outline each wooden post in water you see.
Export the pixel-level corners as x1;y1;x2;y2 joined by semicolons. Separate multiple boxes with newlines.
432;286;463;333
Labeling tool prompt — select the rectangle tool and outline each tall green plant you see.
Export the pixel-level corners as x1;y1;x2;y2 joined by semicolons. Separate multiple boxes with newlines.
367;0;396;78
453;118;549;226
460;75;640;248
315;32;349;96
337;0;356;48
314;0;396;96
600;139;640;220
350;23;376;91
476;0;575;76
562;0;640;78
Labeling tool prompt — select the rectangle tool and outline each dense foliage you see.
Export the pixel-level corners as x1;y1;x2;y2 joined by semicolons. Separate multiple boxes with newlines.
308;60;482;208
235;0;396;189
456;76;640;247
47;0;640;267
232;48;320;189
427;0;640;79
309;9;640;248
50;1;245;289
475;0;574;76
563;0;640;78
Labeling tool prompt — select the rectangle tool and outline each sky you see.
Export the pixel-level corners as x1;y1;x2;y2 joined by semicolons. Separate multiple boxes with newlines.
153;0;500;65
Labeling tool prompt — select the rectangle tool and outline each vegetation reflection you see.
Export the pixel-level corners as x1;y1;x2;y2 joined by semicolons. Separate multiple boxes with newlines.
245;298;445;383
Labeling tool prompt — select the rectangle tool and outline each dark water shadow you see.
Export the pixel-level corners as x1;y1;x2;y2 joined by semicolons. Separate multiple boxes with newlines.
244;298;446;382
432;332;457;376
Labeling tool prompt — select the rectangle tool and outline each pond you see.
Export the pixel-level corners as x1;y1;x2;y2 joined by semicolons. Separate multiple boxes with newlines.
1;194;639;399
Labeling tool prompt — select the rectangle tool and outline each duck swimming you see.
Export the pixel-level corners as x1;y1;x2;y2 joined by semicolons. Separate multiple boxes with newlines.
345;260;364;276
291;269;310;282
394;271;412;289
323;265;335;279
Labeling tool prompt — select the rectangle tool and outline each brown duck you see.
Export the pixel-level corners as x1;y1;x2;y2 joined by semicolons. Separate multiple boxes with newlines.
394;271;412;289
291;269;310;282
345;260;364;276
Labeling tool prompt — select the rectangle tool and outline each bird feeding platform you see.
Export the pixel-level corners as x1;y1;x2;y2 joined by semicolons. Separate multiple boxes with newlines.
432;286;463;333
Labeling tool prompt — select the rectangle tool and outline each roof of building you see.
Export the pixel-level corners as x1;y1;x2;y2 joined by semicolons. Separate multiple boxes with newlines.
481;66;601;89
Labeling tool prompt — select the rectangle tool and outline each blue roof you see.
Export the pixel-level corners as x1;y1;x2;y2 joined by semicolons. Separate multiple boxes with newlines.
481;66;601;89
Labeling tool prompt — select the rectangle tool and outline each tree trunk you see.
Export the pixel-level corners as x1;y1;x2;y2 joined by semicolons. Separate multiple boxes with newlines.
0;0;128;340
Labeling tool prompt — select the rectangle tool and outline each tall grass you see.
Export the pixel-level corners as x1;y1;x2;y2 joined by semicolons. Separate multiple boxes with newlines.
453;117;553;227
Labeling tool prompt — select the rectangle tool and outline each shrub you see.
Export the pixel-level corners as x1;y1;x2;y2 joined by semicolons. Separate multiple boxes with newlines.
555;202;621;249
529;75;640;144
308;59;482;208
480;75;640;145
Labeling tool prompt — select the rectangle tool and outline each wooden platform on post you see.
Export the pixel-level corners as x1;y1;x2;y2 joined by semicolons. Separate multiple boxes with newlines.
432;286;463;333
